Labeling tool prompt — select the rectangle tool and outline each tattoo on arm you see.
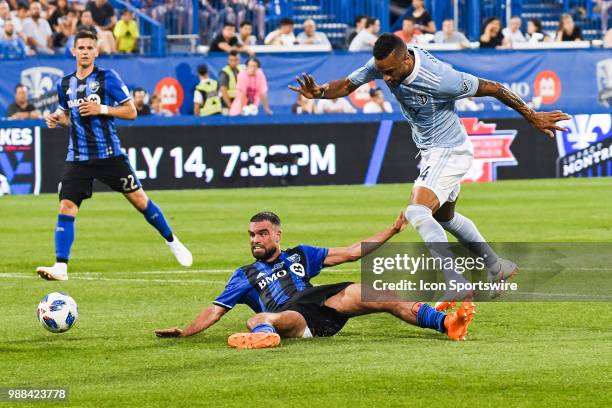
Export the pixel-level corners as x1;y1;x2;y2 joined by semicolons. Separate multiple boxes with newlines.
476;78;535;121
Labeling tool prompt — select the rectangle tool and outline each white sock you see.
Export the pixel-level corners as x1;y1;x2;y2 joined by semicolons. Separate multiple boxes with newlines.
438;212;499;267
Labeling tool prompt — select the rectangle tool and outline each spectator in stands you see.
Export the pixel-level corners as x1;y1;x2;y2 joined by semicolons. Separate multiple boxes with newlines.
410;0;435;34
199;0;220;45
555;14;583;41
264;17;296;46
48;0;69;32
150;93;174;116
52;8;78;49
316;97;356;114
237;20;256;46
525;18;549;43
605;28;612;47
87;0;116;31
12;3;29;39
292;93;315;114
133;88;152;116
218;50;243;114
1;20;28;57
394;16;421;44
210;21;252;53
194;64;222;116
0;1;24;40
230;56;272;116
595;0;612;32
68;0;88;12
297;18;330;46
77;10;115;53
479;17;504;48
239;0;265;41
363;88;393;114
346;15;367;48
23;2;54;54
114;9;139;53
502;16;526;47
7;84;41;120
434;18;468;46
348;17;379;51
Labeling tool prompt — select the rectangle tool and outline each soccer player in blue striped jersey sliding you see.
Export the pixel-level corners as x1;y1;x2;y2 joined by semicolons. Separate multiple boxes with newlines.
155;211;475;348
36;30;192;281
289;33;571;309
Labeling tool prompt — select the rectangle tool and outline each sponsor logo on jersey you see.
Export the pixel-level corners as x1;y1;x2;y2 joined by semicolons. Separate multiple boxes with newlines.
287;253;301;263
460;118;518;183
89;81;100;93
67;94;101;108
257;269;287;289
289;263;305;277
415;94;428;105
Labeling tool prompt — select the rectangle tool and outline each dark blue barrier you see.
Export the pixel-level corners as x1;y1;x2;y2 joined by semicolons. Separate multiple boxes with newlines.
1;49;611;120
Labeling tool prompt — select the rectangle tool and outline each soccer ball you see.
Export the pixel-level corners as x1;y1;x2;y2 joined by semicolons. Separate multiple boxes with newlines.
37;292;78;333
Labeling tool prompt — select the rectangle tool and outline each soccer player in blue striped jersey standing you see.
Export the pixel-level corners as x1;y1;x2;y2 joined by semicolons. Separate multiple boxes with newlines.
289;33;571;309
36;30;192;281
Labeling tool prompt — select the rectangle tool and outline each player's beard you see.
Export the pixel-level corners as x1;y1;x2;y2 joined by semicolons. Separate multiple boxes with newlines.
251;245;277;261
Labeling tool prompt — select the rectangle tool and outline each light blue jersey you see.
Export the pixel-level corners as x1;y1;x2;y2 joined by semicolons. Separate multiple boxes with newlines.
348;45;480;149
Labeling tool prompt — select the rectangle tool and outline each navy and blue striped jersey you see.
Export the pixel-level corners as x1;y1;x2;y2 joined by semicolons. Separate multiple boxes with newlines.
57;66;131;162
213;245;329;313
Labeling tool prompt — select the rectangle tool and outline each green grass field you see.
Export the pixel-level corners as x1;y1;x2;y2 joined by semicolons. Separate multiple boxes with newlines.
1;178;611;407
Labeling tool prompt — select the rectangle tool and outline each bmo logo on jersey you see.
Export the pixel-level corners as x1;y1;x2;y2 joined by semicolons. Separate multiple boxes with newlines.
67;94;101;108
257;269;288;289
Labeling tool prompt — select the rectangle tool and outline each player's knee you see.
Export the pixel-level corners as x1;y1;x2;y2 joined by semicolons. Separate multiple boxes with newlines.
404;205;432;227
59;200;79;216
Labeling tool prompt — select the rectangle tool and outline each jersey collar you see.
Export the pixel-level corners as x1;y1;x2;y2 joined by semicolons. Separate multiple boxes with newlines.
402;47;421;86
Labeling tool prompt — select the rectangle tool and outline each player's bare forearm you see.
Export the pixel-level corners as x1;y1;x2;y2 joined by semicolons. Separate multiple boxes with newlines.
155;305;226;338
180;305;226;337
475;78;570;138
108;102;137;120
324;211;406;266
288;74;358;99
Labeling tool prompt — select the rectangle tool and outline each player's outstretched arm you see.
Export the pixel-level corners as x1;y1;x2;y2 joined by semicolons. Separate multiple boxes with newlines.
288;73;358;99
323;211;407;267
474;78;571;138
155;304;227;338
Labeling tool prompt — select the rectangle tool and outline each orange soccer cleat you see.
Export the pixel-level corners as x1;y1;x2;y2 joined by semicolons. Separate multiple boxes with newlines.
434;301;456;312
227;332;281;349
443;302;476;341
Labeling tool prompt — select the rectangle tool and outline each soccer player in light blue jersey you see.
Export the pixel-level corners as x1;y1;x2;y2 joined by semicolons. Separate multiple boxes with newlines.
289;33;571;309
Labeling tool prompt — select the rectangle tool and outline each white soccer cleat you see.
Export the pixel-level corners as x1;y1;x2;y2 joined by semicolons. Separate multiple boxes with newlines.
166;235;193;267
36;262;68;281
487;258;518;298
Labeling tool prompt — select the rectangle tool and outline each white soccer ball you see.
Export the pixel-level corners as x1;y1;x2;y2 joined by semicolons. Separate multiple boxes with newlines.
241;104;259;116
37;292;78;333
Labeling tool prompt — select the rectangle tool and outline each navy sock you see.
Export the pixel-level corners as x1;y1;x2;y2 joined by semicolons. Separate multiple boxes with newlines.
416;303;446;333
251;323;276;334
55;214;75;263
141;200;173;241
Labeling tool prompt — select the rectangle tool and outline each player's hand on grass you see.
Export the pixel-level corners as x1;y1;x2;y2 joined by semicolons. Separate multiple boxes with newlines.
45;112;59;128
154;328;183;338
288;73;328;99
79;101;101;117
529;110;571;138
392;210;408;234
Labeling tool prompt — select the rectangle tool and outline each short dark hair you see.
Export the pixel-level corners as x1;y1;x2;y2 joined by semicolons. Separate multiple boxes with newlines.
403;16;416;23
279;17;294;27
529;18;542;32
355;15;366;25
133;87;146;95
246;56;261;67
240;20;252;28
250;211;281;226
366;17;378;28
197;64;208;76
373;33;405;60
122;9;132;16
228;50;239;57
74;30;97;45
17;3;28;11
223;21;235;28
15;83;27;92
